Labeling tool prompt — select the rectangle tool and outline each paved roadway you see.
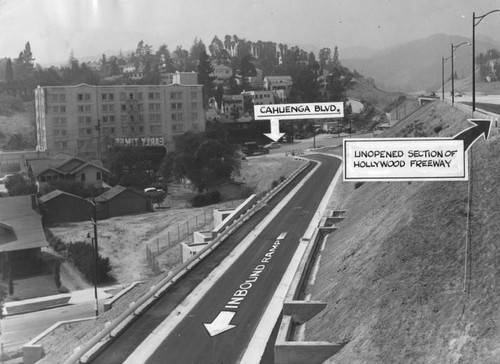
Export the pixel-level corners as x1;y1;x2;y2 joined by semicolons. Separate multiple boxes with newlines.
91;154;341;364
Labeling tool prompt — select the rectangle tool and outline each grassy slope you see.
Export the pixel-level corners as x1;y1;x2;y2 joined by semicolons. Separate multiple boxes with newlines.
306;101;500;363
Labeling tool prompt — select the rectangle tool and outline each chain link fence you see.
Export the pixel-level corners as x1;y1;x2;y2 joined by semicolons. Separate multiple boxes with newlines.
145;200;242;274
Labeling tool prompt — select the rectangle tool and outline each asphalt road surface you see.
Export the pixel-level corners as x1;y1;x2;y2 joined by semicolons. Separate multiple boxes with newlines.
91;154;341;364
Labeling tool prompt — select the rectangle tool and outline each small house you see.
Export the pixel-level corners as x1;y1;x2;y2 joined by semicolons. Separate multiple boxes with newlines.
39;190;94;225
95;185;152;218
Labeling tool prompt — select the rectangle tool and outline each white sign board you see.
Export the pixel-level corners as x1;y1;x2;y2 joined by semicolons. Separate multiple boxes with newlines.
343;138;467;181
254;102;344;120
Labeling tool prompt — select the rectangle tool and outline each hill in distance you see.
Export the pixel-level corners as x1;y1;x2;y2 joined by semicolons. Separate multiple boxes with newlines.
306;101;500;363
341;33;500;93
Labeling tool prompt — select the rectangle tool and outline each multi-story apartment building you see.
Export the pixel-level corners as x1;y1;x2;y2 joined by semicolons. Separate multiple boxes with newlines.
34;83;205;160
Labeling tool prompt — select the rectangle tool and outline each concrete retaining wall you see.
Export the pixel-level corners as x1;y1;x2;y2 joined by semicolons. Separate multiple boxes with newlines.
275;210;347;364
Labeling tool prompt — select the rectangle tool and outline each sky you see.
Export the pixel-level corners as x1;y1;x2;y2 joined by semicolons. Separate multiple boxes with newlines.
1;0;500;65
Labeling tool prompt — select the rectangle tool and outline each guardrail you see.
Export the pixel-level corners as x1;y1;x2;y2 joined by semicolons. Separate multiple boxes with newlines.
60;159;311;364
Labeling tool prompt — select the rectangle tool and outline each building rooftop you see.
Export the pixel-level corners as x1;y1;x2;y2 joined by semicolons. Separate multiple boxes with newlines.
0;195;48;252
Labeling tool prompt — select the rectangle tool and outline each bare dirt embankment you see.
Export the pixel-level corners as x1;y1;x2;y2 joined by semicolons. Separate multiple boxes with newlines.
305;101;500;363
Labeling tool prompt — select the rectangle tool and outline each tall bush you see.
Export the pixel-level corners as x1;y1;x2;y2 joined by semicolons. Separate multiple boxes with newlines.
67;241;113;284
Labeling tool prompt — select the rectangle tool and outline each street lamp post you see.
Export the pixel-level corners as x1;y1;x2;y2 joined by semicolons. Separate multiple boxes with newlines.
451;41;471;105
473;10;500;111
442;56;451;101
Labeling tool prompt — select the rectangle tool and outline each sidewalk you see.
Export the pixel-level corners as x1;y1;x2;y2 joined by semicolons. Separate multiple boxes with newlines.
2;286;119;316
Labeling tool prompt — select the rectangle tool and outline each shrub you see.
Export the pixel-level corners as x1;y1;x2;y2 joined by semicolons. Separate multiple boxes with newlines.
67;241;113;284
279;176;286;182
434;125;443;135
271;180;280;188
191;190;221;207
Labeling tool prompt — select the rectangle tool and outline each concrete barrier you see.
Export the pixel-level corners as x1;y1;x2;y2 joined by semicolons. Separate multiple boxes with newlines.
275;210;347;363
212;194;258;238
22;317;95;364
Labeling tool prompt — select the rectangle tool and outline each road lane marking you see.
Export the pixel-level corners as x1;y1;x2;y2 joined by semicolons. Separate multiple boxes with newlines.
202;232;288;337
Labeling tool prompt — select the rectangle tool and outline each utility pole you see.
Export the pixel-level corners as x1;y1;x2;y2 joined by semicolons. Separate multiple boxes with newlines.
91;200;99;317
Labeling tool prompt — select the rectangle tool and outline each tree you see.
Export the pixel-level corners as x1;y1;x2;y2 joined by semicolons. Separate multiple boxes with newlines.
173;46;189;71
4;173;37;196
209;35;229;64
5;58;13;83
289;65;321;103
107;146;166;187
197;49;216;108
239;54;257;89
189;38;206;69
165;132;240;192
318;47;332;72
333;46;340;67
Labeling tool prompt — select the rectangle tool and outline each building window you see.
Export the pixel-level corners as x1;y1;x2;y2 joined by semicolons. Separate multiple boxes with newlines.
190;91;198;99
172;113;183;121
122;126;129;133
53;105;66;113
171;91;182;100
102;104;115;112
172;124;184;132
148;92;160;100
77;93;91;101
139;126;144;132
171;102;182;110
138;114;144;122
191;102;198;109
40;176;46;182
80;173;86;181
148;103;161;110
53;117;67;125
96;172;102;180
52;94;66;102
192;123;199;130
120;92;126;100
121;115;127;122
54;141;68;148
121;104;127;111
191;112;198;120
148;114;161;122
149;125;162;133
78;116;92;124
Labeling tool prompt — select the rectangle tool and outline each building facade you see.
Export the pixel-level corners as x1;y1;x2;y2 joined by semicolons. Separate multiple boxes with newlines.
34;83;206;159
263;75;293;102
160;71;198;85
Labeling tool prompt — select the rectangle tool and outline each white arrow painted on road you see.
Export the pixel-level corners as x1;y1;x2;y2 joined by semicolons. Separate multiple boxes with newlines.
203;311;237;337
264;118;285;142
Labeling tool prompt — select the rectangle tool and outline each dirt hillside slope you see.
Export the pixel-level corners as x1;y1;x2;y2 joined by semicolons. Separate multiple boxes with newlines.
306;101;500;363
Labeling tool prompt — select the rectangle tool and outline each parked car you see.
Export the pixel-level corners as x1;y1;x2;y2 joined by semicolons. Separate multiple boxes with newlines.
0;174;13;184
144;187;165;197
263;142;280;149
241;142;269;156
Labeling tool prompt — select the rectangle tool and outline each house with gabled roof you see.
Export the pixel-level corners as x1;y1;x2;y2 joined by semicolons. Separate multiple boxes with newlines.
0;195;48;275
38;189;94;225
95;185;152;218
26;154;109;189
